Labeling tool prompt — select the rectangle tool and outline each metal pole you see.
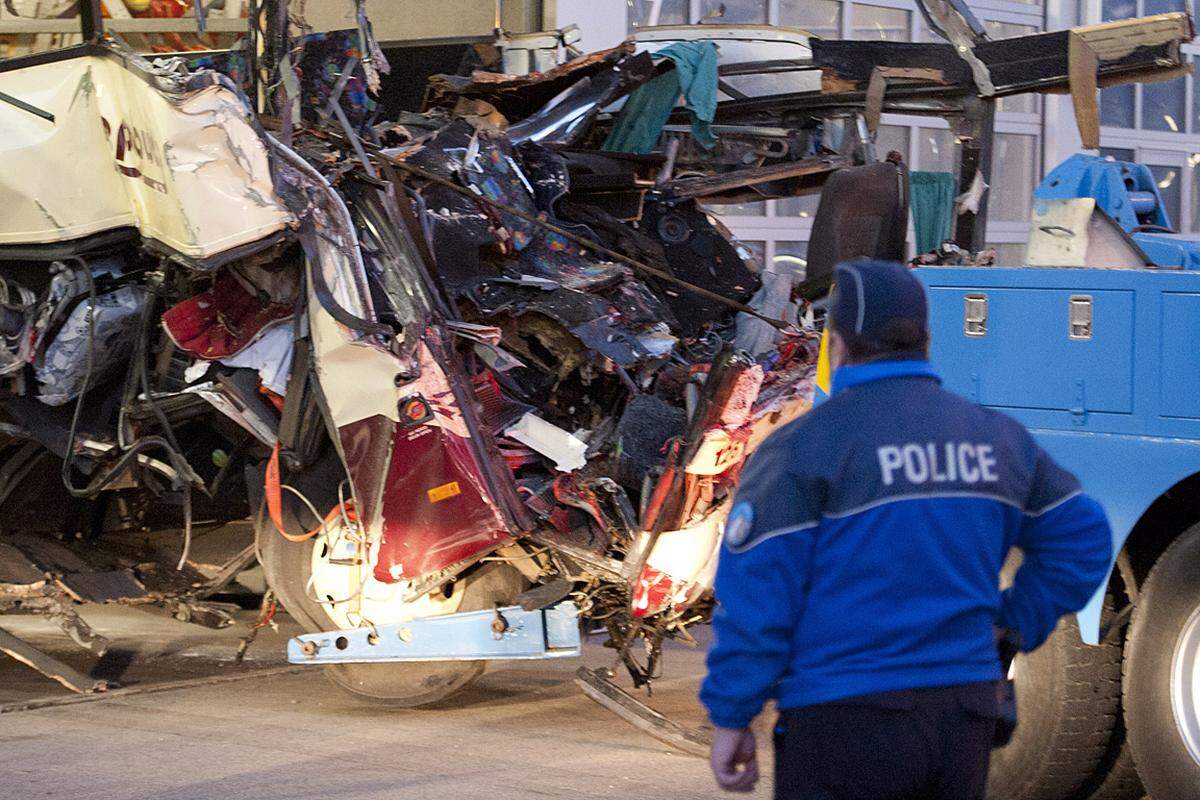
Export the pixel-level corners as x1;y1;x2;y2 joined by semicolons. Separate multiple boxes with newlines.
953;96;995;253
79;0;104;42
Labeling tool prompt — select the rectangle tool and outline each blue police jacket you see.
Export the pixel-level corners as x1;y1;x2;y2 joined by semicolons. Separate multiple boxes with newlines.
700;359;1113;730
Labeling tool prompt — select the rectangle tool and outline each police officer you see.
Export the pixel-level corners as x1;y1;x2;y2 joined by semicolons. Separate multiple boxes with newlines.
700;259;1113;800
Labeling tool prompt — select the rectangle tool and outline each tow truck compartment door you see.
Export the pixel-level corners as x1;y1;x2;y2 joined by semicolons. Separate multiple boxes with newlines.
927;286;1134;414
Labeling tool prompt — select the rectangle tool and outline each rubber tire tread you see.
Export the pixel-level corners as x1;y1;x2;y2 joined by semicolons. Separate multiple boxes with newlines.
1079;719;1144;800
1123;523;1200;800
986;614;1122;800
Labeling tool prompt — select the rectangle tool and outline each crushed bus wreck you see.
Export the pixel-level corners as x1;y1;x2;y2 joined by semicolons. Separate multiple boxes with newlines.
0;0;1190;739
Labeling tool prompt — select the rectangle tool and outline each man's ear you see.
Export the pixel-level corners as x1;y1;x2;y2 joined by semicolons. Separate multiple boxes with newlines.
827;327;848;370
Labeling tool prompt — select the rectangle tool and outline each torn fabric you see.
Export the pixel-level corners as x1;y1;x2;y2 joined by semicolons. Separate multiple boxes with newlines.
604;42;719;154
162;270;294;360
36;286;147;406
911;171;956;253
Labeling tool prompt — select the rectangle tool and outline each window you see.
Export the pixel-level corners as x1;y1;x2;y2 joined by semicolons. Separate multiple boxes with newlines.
852;5;910;41
1101;0;1137;19
916;15;947;42
700;0;767;24
778;0;841;38
991;134;1038;222
985;21;1039;113
1149;164;1182;228
876;123;911;163
987;243;1027;265
1101;84;1136;128
1192;56;1200;132
627;0;688;29
712;201;768;217
739;239;767;268
917;127;957;173
1099;0;1191;132
773;241;808;279
1099;147;1136;162
1144;0;1188;13
1190;154;1200;231
776;194;819;219
1142;78;1186;132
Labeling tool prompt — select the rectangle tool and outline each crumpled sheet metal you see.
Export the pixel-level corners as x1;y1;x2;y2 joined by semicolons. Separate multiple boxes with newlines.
397;122;681;366
269;133;383;343
812;12;1193;98
296;29;383;132
506;52;657;147
36;286;147;407
471;281;677;368
371;343;511;581
325;332;512;582
276;141;411;429
424;42;636;120
395;122;522;289
635;199;760;337
633;510;723;618
0;51;293;261
305;278;408;430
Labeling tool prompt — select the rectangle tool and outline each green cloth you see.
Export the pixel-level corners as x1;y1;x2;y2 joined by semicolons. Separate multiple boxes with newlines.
603;41;719;154
910;171;957;254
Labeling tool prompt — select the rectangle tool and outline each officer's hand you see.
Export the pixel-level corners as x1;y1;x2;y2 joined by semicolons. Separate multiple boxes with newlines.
711;726;758;792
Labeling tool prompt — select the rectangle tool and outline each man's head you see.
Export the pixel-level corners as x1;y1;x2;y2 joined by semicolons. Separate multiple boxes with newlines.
826;259;929;369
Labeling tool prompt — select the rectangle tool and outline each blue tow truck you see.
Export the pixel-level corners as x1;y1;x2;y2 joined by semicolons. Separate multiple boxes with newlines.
919;154;1200;800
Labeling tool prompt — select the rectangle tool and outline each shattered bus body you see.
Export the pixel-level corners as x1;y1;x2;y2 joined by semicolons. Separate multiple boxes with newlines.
0;0;1191;732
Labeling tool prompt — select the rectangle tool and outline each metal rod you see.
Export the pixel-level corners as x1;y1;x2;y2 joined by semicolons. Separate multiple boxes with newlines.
954;97;995;252
377;152;794;331
0;90;53;124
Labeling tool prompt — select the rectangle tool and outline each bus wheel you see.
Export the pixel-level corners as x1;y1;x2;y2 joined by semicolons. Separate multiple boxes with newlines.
257;503;525;707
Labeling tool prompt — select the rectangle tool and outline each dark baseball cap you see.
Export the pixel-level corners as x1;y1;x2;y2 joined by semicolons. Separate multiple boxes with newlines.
828;259;929;353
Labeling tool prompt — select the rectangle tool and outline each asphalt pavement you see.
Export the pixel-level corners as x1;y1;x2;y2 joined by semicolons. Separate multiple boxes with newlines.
0;605;767;799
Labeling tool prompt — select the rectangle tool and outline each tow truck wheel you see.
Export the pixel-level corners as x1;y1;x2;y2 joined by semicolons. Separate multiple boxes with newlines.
1124;523;1200;800
986;613;1123;800
256;507;526;707
1079;721;1144;800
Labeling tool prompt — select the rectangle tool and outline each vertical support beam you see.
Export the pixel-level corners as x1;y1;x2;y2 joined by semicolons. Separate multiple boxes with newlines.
275;0;292;147
954;97;996;252
79;0;104;42
248;0;265;114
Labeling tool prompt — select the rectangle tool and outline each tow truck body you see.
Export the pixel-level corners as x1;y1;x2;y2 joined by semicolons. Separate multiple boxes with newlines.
919;152;1200;799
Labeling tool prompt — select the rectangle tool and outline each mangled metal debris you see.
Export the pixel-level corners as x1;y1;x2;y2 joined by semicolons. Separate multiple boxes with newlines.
504;413;588;473
0;0;1191;706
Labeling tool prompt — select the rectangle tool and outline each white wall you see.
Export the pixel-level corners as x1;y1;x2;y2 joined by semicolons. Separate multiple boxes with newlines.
553;0;627;50
304;0;546;42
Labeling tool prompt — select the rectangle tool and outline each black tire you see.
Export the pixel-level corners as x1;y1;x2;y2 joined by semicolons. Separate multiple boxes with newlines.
1079;719;1144;800
987;615;1123;800
257;506;525;707
1124;523;1200;800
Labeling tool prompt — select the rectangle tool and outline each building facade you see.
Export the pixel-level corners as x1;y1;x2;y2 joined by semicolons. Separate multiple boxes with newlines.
553;0;1197;271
